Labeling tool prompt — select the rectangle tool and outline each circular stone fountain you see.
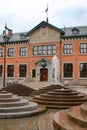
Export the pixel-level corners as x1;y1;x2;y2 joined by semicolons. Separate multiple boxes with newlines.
53;102;87;130
0;91;46;118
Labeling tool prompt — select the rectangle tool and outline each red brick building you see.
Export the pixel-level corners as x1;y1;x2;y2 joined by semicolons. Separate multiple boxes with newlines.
0;21;87;86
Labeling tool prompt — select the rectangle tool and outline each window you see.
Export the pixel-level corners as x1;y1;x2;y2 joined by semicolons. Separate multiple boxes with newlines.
38;46;42;55
52;45;56;55
19;64;27;77
47;45;51;55
33;45;56;56
64;63;73;77
20;33;27;39
32;69;36;78
80;43;87;53
20;47;27;56
0;65;3;77
42;46;47;55
7;65;14;77
8;48;15;57
72;28;79;35
0;49;4;57
64;44;73;54
80;63;87;78
33;46;38;56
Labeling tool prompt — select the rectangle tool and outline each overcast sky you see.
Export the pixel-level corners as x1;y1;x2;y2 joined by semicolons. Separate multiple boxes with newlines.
0;0;87;34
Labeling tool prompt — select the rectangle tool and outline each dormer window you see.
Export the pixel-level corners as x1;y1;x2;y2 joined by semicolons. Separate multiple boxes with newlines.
72;27;79;35
20;33;27;39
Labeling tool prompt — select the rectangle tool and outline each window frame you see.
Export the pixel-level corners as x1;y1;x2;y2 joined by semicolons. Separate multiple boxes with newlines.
19;64;27;77
7;65;14;77
80;63;87;78
19;47;27;57
32;69;36;78
0;65;3;77
63;44;73;54
0;49;4;57
63;63;73;78
33;44;56;56
80;43;87;54
8;48;15;57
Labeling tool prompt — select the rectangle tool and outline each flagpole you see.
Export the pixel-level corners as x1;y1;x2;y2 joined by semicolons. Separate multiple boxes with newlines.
45;2;49;23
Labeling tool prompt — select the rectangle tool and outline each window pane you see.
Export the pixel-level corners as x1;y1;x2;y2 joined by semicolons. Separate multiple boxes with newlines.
64;63;73;77
33;45;56;56
52;45;56;55
80;43;87;53
48;45;51;49
0;49;3;57
80;63;87;77
38;46;42;55
20;47;27;56
32;69;36;78
8;48;15;57
7;65;14;77
64;44;73;54
42;46;47;55
33;46;37;56
0;65;3;77
19;64;27;77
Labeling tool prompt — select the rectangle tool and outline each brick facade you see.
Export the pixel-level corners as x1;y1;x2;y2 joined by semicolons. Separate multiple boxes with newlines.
0;21;87;86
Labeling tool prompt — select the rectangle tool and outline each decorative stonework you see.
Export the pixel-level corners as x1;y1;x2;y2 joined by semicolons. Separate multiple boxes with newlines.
29;26;60;44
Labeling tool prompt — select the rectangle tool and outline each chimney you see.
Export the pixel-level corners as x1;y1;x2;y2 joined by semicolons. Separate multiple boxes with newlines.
8;29;12;37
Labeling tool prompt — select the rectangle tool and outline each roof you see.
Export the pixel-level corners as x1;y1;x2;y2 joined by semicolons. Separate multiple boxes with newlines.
28;21;65;35
61;25;87;37
0;21;87;43
0;32;29;43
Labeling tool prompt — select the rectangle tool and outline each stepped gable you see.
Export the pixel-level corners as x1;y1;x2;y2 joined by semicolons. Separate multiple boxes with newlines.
32;84;87;109
53;102;87;130
2;84;36;96
0;91;46;118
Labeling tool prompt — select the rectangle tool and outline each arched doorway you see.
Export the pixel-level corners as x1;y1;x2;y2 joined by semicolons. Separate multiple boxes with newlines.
40;68;48;81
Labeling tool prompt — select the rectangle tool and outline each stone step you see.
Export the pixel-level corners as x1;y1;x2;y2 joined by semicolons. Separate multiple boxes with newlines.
53;88;74;92
0;93;13;98
0;105;46;118
53;110;87;130
46;105;72;109
40;93;85;98
0;99;29;107
0;102;38;113
67;106;87;127
0;96;22;102
35;95;87;102
80;102;87;114
33;99;85;106
47;91;80;95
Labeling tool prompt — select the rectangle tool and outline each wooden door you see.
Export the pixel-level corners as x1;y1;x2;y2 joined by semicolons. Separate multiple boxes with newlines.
40;69;48;81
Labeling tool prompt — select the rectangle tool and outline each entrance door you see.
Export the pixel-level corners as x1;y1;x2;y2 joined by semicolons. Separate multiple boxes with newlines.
40;68;48;81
